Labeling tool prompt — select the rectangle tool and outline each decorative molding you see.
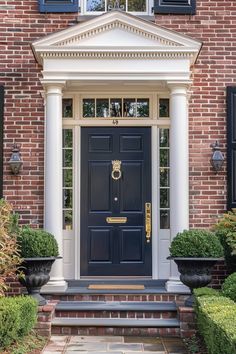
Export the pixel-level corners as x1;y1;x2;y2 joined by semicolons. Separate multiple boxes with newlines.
55;20;180;47
40;50;195;60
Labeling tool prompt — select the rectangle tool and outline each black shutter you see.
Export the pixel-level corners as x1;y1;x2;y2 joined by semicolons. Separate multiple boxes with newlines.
227;87;236;210
39;0;79;13
0;86;3;198
154;0;196;15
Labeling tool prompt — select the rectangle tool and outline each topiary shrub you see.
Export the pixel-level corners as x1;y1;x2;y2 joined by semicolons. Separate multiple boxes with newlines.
222;273;236;302
169;229;224;258
18;227;59;258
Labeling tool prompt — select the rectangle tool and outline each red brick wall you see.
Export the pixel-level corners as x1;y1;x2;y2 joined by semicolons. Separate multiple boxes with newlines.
0;0;232;227
0;1;76;226
155;1;233;228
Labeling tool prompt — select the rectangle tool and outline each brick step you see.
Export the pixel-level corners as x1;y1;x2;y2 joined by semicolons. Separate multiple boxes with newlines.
55;301;177;319
51;317;180;336
44;291;187;303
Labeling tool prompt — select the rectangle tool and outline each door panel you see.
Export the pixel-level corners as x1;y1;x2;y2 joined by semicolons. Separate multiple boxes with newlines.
120;228;144;262
120;162;143;212
120;135;143;152
89;162;111;211
81;127;152;276
89;135;112;152
89;228;112;262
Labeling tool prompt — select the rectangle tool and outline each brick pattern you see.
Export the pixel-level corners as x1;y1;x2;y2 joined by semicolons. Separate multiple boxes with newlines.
178;306;197;338
0;1;76;226
153;2;232;228
44;293;188;303
55;310;177;319
211;260;228;288
5;276;23;296
35;301;58;337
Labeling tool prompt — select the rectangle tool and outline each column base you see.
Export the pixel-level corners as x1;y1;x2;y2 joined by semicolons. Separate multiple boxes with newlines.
165;278;190;293
41;279;68;293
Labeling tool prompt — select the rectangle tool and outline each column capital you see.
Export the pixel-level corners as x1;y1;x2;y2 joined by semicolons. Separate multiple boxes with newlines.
167;81;192;96
41;80;66;95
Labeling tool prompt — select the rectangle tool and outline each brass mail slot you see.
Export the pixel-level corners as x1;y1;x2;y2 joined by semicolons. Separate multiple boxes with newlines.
106;217;127;224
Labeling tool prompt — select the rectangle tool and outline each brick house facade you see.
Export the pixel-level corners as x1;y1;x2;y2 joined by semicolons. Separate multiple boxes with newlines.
0;0;234;291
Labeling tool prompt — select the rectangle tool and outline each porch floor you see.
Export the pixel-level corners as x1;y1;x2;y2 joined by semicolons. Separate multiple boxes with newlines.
42;335;188;354
42;279;188;295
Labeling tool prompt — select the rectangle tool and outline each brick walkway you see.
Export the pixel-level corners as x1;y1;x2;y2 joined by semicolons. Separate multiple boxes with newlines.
42;335;188;354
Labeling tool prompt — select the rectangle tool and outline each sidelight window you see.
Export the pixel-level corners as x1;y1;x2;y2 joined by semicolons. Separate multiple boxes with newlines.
159;128;170;229
62;129;73;230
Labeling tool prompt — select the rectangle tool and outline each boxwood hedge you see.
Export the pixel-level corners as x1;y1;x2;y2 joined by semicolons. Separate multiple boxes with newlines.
194;288;236;354
222;272;236;302
0;296;37;349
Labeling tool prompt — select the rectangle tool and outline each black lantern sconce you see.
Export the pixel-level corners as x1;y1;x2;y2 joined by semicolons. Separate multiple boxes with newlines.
210;141;224;174
9;144;23;175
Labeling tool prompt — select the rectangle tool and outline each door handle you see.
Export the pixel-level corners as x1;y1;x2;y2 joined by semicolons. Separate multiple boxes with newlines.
145;202;151;243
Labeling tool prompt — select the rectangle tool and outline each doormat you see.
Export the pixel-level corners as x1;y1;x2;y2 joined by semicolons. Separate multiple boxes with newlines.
88;284;145;290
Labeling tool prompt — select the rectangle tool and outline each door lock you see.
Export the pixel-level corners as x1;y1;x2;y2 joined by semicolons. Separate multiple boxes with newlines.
145;202;151;243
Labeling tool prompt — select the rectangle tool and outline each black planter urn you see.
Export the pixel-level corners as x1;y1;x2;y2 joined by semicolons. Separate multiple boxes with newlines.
169;257;221;306
18;257;56;305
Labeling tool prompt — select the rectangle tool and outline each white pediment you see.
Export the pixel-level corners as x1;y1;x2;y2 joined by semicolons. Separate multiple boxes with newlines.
61;27;167;47
32;11;201;65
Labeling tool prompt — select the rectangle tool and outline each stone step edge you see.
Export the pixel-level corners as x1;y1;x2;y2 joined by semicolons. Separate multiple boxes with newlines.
56;301;177;312
42;287;189;296
52;318;180;328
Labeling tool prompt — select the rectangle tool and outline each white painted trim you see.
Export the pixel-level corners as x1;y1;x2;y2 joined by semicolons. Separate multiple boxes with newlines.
32;11;201;68
62;92;171;280
151;126;158;279
75;126;81;279
33;11;201;48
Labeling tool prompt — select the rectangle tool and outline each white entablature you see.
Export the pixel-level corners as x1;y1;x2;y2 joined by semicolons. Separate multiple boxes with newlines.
32;11;201;84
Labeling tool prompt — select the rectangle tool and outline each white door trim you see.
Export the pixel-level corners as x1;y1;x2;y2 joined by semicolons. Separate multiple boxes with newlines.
73;123;166;280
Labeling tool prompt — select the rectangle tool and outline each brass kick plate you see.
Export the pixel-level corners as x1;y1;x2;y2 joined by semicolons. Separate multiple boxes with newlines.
106;217;127;224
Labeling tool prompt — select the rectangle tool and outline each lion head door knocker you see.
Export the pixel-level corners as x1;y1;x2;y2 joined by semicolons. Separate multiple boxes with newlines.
111;160;122;181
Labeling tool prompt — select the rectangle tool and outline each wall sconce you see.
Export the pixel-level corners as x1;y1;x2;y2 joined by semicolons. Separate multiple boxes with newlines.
9;144;23;175
210;141;224;174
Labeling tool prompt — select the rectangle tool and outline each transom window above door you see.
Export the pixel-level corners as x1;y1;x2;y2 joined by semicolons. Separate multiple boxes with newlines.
84;0;149;14
82;97;150;118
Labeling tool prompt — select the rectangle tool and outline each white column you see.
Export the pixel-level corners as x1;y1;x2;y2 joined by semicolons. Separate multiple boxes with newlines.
42;83;67;292
166;83;190;293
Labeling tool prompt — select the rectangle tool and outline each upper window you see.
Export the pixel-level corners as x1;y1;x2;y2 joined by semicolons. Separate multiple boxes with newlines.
39;0;195;15
84;0;148;14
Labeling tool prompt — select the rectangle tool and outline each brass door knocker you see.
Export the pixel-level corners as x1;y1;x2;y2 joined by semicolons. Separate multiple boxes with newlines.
111;160;122;181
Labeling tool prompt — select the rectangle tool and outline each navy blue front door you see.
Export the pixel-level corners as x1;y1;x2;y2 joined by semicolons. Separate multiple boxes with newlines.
81;127;152;276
